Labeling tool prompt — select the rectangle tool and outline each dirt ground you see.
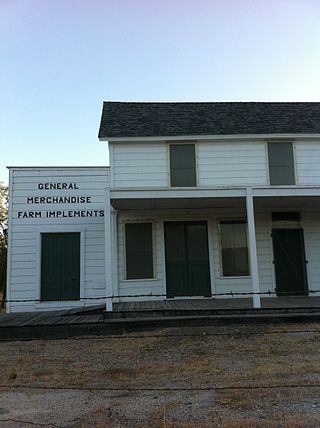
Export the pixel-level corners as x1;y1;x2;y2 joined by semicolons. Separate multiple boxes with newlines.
0;322;320;427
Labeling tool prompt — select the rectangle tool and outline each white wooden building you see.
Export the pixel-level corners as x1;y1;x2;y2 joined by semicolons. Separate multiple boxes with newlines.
6;102;320;312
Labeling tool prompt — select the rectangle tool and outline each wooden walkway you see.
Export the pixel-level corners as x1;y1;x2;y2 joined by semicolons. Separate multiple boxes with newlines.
113;296;320;311
1;297;320;340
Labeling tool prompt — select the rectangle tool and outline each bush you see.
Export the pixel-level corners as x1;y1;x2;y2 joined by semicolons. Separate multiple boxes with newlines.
0;183;8;306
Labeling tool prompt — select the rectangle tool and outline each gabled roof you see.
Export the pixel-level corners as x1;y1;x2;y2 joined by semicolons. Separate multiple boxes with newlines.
98;102;320;139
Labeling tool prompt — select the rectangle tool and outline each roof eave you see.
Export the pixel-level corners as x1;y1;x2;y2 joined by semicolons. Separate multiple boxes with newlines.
99;133;320;143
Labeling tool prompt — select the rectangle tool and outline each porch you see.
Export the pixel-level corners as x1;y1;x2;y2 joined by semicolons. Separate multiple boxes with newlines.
107;188;320;311
1;297;320;340
113;296;320;312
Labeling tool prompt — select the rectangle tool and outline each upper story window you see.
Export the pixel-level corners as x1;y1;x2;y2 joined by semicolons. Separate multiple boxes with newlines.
169;144;197;187
268;142;295;185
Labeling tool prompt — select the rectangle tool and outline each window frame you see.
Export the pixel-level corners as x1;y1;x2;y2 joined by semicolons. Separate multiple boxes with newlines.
123;221;156;281
267;141;296;186
270;210;303;229
218;220;250;278
168;142;198;187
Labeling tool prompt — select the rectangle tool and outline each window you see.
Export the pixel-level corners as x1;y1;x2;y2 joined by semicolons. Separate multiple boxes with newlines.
272;212;300;223
268;142;295;185
170;144;196;187
220;221;249;277
125;223;154;279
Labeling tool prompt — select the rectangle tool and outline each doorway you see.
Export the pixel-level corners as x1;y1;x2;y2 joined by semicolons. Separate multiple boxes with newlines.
164;221;211;298
272;229;308;296
41;233;80;301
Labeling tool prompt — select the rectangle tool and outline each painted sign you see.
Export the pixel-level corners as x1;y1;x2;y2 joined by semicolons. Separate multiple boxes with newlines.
17;182;104;219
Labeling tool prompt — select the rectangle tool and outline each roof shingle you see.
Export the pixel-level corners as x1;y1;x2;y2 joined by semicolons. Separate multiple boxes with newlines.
98;102;320;139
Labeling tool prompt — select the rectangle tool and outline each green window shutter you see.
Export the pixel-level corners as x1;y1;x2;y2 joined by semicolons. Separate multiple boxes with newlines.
170;144;196;187
60;233;80;300
41;233;80;301
268;143;295;185
125;223;154;279
220;222;249;277
41;234;61;301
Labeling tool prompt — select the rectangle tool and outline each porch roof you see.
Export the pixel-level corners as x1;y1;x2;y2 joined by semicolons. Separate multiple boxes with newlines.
111;193;320;211
110;186;320;210
111;196;246;210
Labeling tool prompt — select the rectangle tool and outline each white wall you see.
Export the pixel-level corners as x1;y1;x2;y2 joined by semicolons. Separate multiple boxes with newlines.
117;214;165;300
111;140;269;188
110;142;168;187
303;209;320;291
8;167;109;312
115;208;276;302
295;140;320;185
211;209;274;295
197;141;268;186
111;139;320;189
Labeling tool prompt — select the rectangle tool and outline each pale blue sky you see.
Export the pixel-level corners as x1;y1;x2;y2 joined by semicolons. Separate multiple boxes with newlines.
1;0;320;184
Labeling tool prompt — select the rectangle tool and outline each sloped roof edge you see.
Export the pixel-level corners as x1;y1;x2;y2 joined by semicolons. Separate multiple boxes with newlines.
98;101;320;139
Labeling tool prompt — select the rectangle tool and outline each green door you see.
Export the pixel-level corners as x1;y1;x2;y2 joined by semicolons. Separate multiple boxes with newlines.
164;222;211;297
272;229;308;296
41;233;80;301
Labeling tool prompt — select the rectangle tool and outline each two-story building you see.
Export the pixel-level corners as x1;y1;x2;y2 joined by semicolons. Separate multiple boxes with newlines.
6;102;320;312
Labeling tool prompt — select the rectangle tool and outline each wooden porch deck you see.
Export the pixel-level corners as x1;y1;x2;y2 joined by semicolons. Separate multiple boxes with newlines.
113;296;320;312
1;297;320;340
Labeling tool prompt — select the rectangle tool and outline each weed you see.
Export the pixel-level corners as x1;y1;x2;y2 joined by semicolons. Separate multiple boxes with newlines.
103;367;135;381
7;367;17;380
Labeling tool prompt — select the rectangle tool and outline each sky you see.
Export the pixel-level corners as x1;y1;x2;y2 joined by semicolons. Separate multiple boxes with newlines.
1;0;320;185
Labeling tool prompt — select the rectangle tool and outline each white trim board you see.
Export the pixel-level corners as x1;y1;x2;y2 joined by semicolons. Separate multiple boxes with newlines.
101;134;320;143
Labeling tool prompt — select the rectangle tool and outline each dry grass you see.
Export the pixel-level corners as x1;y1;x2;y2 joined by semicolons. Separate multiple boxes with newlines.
216;413;320;428
1;326;320;388
1;322;320;426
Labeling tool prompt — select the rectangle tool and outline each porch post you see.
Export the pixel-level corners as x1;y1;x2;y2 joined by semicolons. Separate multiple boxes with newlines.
105;188;113;311
111;208;119;302
246;187;261;308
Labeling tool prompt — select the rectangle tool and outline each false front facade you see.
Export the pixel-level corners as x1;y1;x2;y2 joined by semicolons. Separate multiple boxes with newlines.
6;102;320;312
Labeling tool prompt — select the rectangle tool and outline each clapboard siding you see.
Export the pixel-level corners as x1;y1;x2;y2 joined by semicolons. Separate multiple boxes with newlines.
13;169;106;177
111;141;269;188
12;240;36;248
197;142;268;186
295;141;320;185
8;167;109;312
111;140;320;189
115;209;276;302
254;211;274;292
11;246;36;254
117;214;164;300
211;211;273;296
302;210;320;290
111;142;168;187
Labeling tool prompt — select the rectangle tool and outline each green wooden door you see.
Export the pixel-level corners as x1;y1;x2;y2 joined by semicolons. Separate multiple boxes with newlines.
41;233;80;301
164;222;211;297
272;229;308;296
